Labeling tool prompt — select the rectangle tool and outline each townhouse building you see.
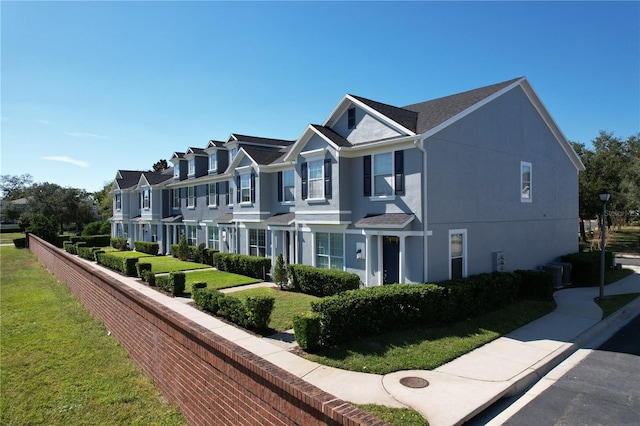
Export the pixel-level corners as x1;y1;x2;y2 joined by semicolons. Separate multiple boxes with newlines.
111;77;584;284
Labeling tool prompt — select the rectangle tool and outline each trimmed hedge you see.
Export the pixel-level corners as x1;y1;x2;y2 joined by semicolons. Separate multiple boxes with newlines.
191;286;275;330
154;272;185;296
13;237;26;249
288;264;360;297
96;252;140;277
134;241;159;256
169;243;218;265
136;262;153;279
78;246;101;261
213;252;271;280
515;270;555;300
310;271;524;346
70;235;111;247
292;312;322;351
560;251;615;286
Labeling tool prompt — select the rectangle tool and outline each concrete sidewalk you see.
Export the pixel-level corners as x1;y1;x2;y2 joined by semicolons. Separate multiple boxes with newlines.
82;257;640;426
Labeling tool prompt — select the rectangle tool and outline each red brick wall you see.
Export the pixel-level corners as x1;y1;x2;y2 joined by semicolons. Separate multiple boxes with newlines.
28;235;386;426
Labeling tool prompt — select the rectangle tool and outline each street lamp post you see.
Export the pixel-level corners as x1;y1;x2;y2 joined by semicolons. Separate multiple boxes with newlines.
599;190;611;301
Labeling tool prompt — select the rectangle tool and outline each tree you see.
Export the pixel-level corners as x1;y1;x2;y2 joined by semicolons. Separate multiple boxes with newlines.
273;253;288;289
24;214;58;243
24;183;97;234
0;174;33;199
152;159;169;172
93;180;114;220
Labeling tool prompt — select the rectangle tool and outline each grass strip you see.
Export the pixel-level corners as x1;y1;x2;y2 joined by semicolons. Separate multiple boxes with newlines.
306;300;556;375
595;293;640;319
0;246;187;426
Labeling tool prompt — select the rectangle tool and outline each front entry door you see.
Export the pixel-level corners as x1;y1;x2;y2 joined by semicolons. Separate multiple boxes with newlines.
383;236;400;284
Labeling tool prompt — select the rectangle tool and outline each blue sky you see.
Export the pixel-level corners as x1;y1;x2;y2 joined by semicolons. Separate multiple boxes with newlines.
2;1;638;193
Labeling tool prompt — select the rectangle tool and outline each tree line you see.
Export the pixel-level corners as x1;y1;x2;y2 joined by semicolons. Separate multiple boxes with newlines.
571;131;639;241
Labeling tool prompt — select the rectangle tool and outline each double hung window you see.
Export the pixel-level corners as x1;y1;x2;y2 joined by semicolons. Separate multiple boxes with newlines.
449;230;467;279
172;189;180;209
521;162;532;202
115;193;122;211
142;189;150;209
188;159;195;176
188;186;196;208
187;226;197;246
315;232;344;270
208;227;219;250
208;183;217;207
249;229;266;257
364;150;404;197
209;153;217;172
241;174;251;203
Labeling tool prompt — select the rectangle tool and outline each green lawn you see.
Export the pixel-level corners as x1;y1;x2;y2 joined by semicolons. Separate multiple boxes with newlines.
306;300;556;375
182;269;260;293
0;246;187;425
595;293;640;318
138;255;211;274
230;287;319;332
1;231;24;245
353;403;428;426
607;225;640;253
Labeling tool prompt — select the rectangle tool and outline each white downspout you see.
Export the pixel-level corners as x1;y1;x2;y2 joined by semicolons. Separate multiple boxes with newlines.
414;138;428;283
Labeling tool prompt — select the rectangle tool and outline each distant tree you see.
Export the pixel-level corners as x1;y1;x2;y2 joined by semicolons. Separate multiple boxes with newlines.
24;183;97;234
93;180;114;220
0;174;33;199
153;159;169;172
24;214;58;243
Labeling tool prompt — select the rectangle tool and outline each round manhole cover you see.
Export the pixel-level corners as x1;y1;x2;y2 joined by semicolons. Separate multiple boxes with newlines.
399;376;429;388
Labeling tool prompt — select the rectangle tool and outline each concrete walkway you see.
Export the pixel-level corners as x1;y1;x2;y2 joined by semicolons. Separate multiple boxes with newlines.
78;256;640;426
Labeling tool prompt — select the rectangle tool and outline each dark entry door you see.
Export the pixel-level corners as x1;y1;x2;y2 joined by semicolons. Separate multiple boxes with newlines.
383;236;400;284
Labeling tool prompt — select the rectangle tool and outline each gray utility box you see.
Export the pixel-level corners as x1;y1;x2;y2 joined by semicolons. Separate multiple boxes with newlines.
542;264;564;289
550;261;572;286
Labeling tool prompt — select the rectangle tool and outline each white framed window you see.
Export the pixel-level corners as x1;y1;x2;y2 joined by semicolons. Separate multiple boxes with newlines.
174;163;180;178
208;183;217;207
347;107;356;129
308;159;324;199
230;147;238;161
188;159;195;176
172;189;180;209
249;229;266;257
187;186;196;208
283;169;295;202
187;225;197;246
115;193;122;211
521;161;532;202
449;229;467;279
315;232;344;270
209;153;217;172
241;174;251;204
142;189;150;209
227;180;233;206
373;152;393;196
207;226;219;250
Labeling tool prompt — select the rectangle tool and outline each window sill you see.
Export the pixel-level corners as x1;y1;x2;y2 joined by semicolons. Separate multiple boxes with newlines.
187;206;196;210
208;205;217;209
306;198;326;204
240;202;253;206
370;195;396;202
281;201;295;205
521;198;532;203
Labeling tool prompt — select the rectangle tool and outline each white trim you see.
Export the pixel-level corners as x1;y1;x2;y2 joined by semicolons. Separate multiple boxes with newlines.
300;147;328;159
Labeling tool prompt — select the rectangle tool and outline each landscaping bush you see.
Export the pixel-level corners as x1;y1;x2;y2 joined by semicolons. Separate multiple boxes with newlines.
82;221;111;236
172;235;190;261
311;284;452;345
13;237;26;249
93;250;105;262
515;270;555;300
136;262;153;280
169;272;186;296
78;246;101;261
71;235;111;247
134;241;159;256
96;252;139;276
438;272;520;317
145;271;156;286
273;253;288;289
63;241;75;254
561;251;615;286
245;295;275;330
288;264;360;297
111;237;129;251
213;252;271;280
203;248;219;266
191;286;274;331
155;275;170;292
293;312;322;351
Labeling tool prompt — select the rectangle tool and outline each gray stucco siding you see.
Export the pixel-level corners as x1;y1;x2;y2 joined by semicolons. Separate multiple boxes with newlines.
424;86;579;282
332;106;403;144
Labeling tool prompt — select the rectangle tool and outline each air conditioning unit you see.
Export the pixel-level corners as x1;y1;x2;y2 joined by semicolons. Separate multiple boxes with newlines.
542;264;563;289
551;262;572;286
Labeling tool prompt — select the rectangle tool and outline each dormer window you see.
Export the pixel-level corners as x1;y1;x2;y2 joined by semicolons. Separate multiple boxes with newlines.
142;189;150;209
209;153;217;172
114;193;122;211
174;164;180;178
230;147;239;161
188;159;195;176
348;107;356;129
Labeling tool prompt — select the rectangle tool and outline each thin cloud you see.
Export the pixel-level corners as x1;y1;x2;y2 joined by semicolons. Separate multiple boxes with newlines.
65;131;111;139
43;156;90;168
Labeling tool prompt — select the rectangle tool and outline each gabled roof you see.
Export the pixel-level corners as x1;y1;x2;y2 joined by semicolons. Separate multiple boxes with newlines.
242;146;289;166
171;152;185;160
350;95;418;133
207;140;226;149
309;124;352;148
141;170;173;186
403;77;523;134
228;133;295;148
186;147;206;156
114;170;143;191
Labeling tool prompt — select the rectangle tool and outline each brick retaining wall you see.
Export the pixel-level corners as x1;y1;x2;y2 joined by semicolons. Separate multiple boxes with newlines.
28;235;386;425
